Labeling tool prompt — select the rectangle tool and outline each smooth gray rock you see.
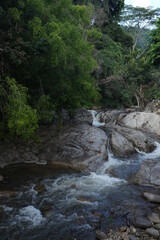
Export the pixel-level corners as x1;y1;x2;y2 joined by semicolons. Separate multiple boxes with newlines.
101;110;126;124
148;212;160;224
133;216;152;229
0;123;107;171
104;124;155;155
143;192;160;203
154;224;160;230
129;235;137;240
96;230;108;240
117;127;155;153
110;131;136;157
132;160;160;187
49;123;108;172
119;112;160;135
146;228;159;238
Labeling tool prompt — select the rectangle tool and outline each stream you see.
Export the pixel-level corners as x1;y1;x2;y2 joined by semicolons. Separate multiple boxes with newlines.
0;112;160;240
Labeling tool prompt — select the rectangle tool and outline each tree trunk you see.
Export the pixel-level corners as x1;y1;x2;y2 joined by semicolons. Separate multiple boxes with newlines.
135;93;140;107
139;84;145;110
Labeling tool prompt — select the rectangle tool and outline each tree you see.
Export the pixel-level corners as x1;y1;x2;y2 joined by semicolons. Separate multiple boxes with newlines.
121;5;160;52
148;18;160;66
0;77;38;140
0;0;101;139
0;0;100;111
73;0;124;18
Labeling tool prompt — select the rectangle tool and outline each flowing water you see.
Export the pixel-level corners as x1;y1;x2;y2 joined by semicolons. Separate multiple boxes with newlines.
0;112;160;240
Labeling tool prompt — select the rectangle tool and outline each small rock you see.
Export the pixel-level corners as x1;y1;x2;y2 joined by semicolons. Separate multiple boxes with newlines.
133;216;152;229
143;192;160;203
96;230;108;240
146;227;159;238
41;204;52;218
126;228;130;234
75;216;87;224
92;211;102;218
0;190;17;198
148;212;160;224
76;196;95;203
154;223;160;230
135;232;141;237
122;233;129;240
71;184;77;189
129;235;137;240
0;175;4;182
130;226;136;234
120;226;127;232
34;183;45;193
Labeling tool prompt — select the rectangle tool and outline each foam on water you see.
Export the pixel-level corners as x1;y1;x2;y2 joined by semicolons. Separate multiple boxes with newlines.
0;205;13;212
137;141;160;160
89;110;105;127
17;206;45;227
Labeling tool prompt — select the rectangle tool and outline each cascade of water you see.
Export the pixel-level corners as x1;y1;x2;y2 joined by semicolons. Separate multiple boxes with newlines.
137;141;160;160
89;110;105;127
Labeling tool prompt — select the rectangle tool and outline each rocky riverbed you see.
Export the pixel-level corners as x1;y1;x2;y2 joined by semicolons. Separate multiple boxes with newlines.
1;108;160;240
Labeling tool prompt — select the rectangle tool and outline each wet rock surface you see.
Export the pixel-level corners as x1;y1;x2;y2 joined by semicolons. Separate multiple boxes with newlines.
104;124;155;157
0;123;108;172
110;131;136;157
143;192;160;203
48;123;108;172
146;227;159;238
133;216;152;229
131;160;160;187
0;190;17;198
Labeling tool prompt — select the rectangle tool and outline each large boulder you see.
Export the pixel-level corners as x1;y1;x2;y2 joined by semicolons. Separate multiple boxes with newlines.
48;123;108;172
117;127;155;153
119;112;160;135
131;160;160;187
0;144;44;168
74;108;93;125
0;123;107;171
110;131;136;158
104;125;155;157
100;110;126;124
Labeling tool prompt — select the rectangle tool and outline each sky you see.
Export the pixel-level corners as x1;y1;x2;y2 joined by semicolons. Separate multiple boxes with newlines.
125;0;160;8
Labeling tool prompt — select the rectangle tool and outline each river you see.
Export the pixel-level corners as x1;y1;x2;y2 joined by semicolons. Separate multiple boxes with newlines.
0;112;160;240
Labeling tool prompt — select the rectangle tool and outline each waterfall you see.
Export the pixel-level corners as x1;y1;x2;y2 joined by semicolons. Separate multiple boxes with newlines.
89;110;105;127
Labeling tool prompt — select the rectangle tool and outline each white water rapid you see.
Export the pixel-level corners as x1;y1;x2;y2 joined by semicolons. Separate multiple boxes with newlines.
89;110;105;127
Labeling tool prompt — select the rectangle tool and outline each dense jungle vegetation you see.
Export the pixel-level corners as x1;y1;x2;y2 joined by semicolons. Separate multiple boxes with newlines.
0;0;160;139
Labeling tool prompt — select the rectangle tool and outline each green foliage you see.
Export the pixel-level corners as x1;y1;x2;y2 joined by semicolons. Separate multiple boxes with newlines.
4;77;38;140
8;7;21;22
37;95;54;123
148;18;160;66
73;0;124;18
0;0;100;113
